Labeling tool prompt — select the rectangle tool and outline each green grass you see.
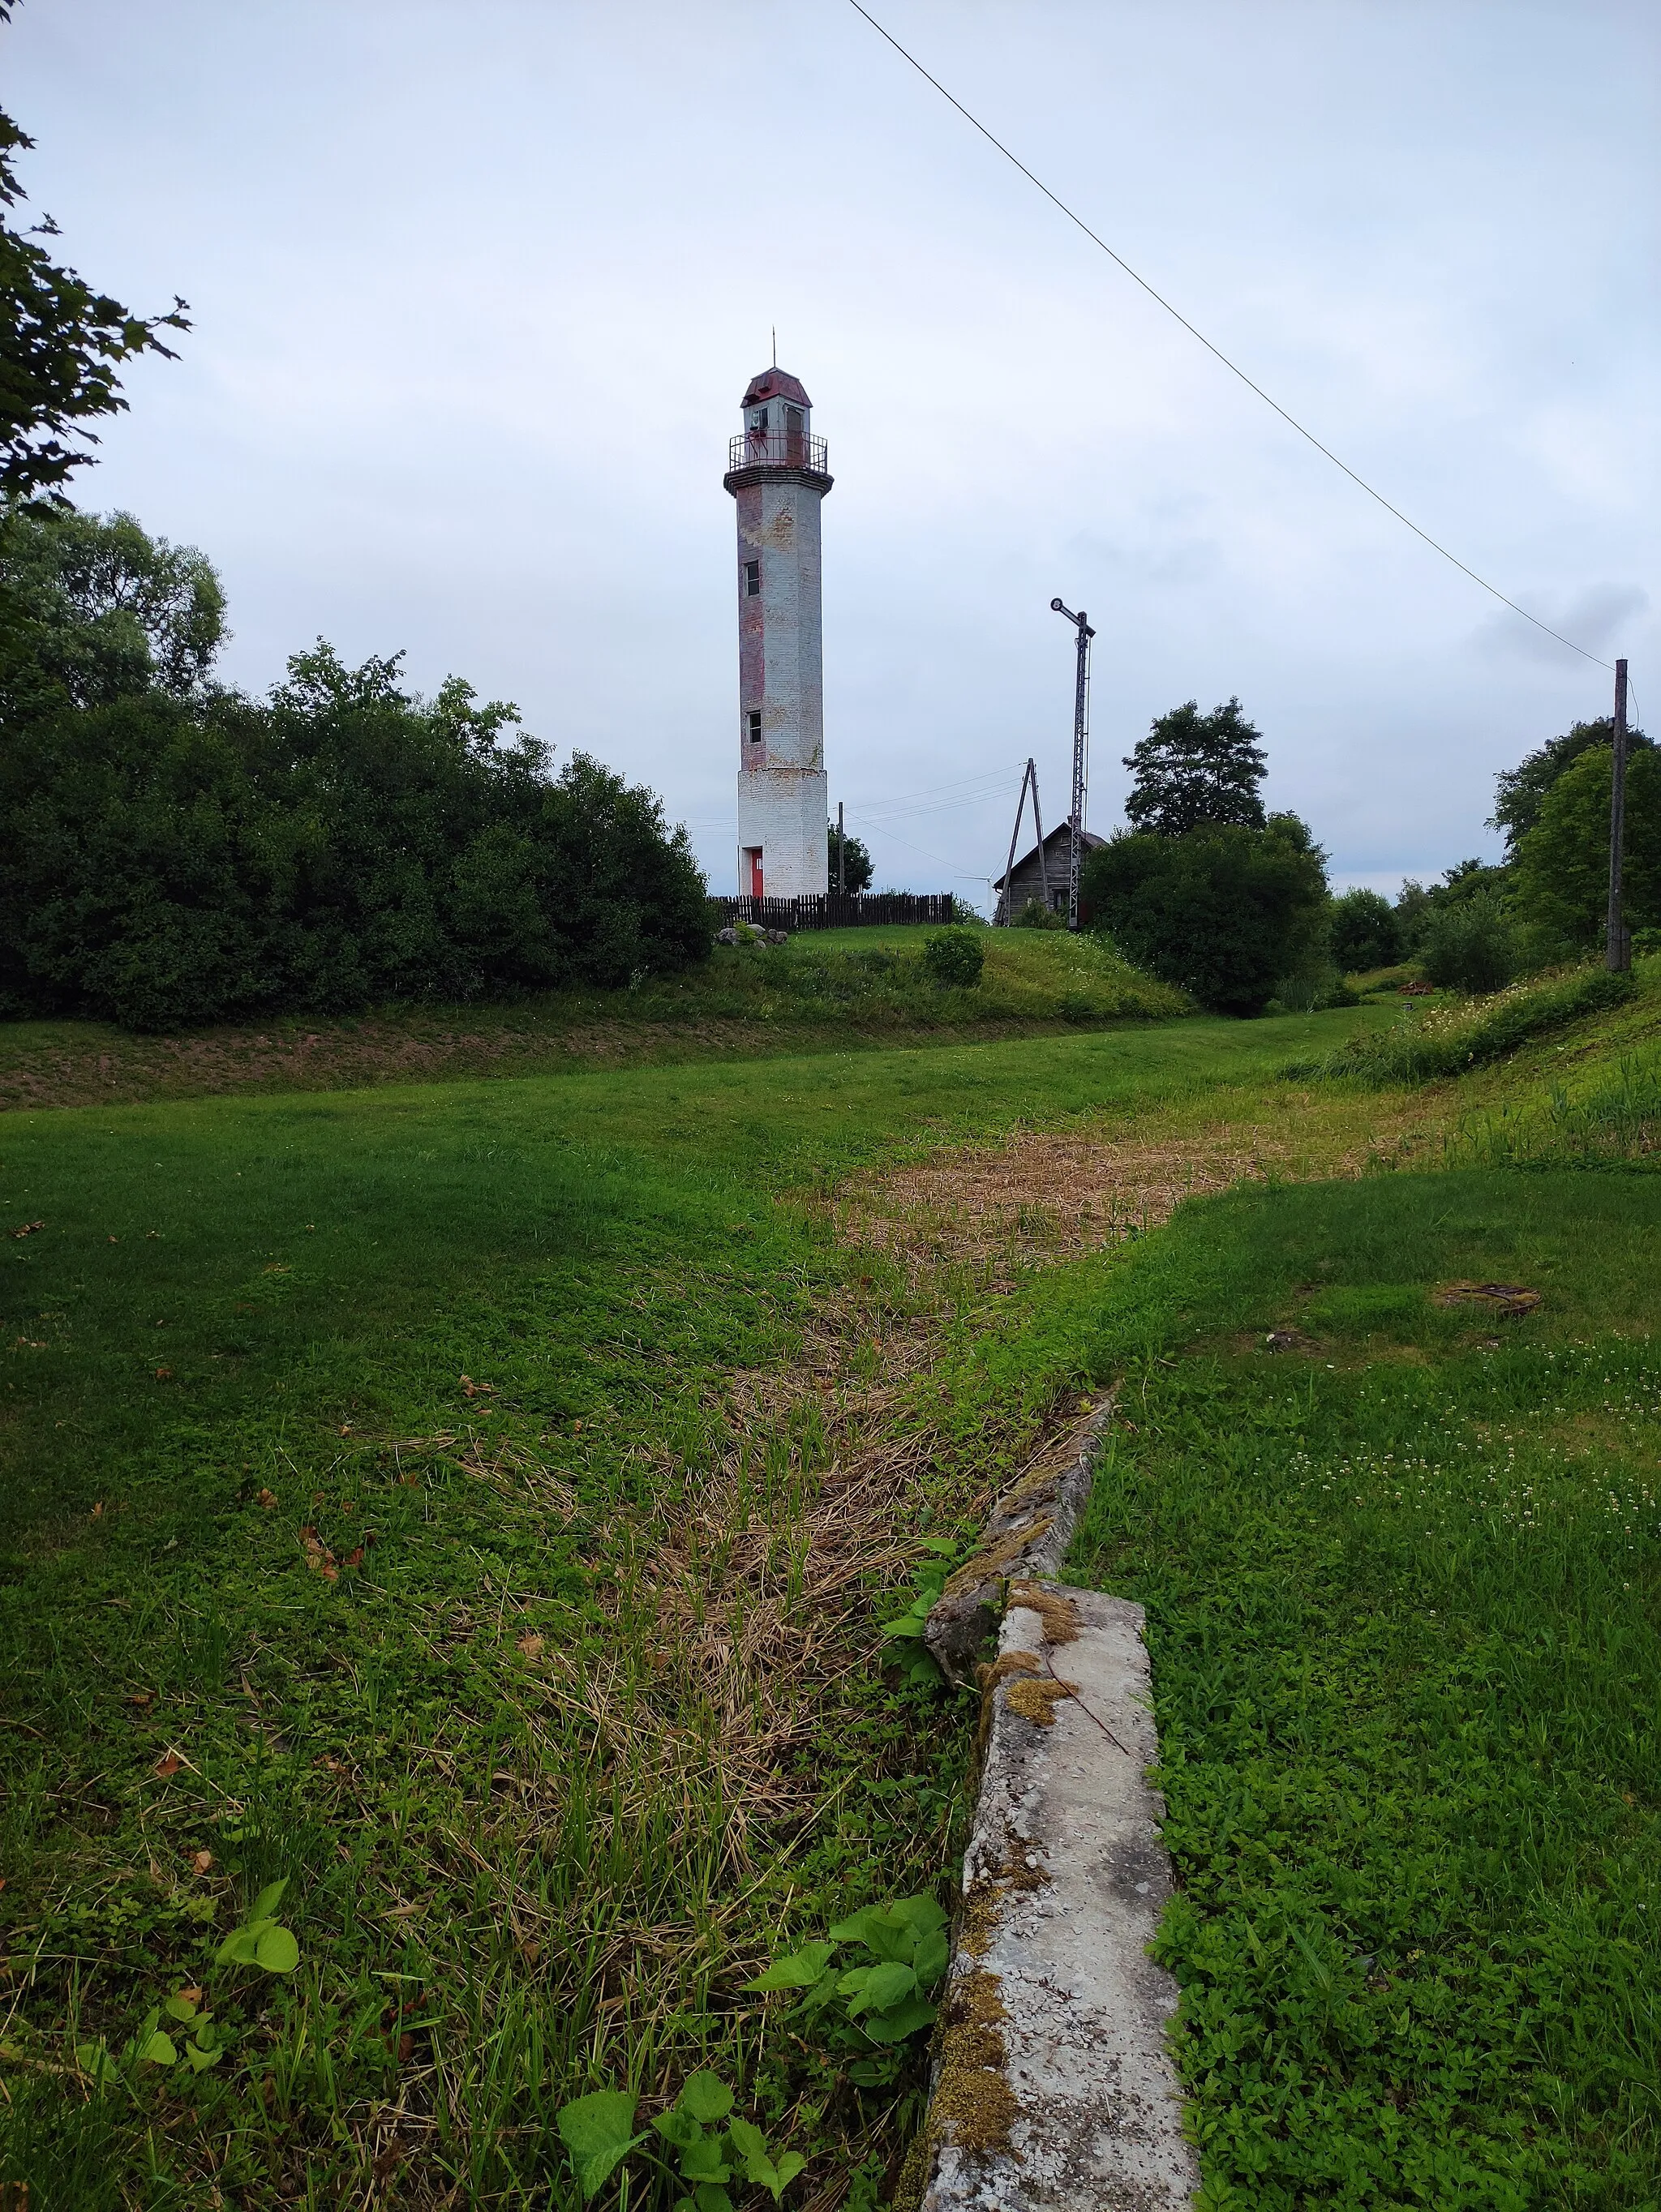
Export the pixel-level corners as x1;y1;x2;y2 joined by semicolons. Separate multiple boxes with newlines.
6;954;1654;2209
1291;962;1642;1087
1066;1171;1661;2208
0;928;1191;1112
0;1005;1387;2207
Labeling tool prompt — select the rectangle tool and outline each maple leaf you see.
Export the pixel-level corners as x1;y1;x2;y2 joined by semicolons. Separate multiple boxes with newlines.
193;1850;213;1873
154;1753;182;1778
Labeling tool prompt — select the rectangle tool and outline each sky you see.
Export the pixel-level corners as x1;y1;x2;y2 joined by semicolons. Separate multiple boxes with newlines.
8;0;1657;907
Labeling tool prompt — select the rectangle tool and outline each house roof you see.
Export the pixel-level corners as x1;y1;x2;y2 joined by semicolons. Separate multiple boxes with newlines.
741;367;812;410
994;825;1107;890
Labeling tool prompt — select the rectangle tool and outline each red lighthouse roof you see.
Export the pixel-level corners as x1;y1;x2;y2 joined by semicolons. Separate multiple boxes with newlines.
741;367;812;410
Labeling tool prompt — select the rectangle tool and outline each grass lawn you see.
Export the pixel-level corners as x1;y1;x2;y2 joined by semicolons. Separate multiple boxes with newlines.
0;926;1197;1113
4;965;1655;2208
0;1004;1387;2209
1068;1168;1661;2208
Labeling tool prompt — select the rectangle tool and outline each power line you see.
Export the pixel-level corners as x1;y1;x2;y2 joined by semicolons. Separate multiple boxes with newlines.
846;0;1617;673
844;807;992;879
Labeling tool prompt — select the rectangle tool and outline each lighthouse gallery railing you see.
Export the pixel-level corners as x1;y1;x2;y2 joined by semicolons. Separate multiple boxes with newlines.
726;431;830;474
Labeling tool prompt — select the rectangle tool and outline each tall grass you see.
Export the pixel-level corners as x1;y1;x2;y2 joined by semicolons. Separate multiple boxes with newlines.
1286;963;1636;1086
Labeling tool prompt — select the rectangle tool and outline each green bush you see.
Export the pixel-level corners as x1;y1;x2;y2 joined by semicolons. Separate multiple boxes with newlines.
0;645;710;1028
1083;816;1328;1017
922;927;985;988
1328;887;1401;971
1290;964;1637;1085
1013;898;1067;931
1417;890;1519;992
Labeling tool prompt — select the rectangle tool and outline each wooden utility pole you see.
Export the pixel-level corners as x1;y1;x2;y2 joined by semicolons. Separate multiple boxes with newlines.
836;800;846;896
1607;657;1629;973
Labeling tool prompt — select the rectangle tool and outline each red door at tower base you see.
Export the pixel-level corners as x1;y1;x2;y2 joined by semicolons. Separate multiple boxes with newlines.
745;847;763;898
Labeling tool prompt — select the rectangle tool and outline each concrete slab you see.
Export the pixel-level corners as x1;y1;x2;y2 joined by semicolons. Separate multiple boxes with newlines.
911;1585;1197;2212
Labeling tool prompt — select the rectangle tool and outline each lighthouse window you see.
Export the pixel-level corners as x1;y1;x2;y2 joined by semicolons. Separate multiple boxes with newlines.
746;710;762;744
743;559;761;597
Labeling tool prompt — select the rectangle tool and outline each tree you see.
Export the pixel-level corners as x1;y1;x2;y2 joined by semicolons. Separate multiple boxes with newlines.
1122;697;1267;837
1417;894;1517;992
0;503;225;708
1;23;190;501
1394;859;1508;953
1509;745;1661;960
827;818;873;893
1491;716;1651;853
1328;886;1401;972
1083;814;1328;1016
0;639;712;1027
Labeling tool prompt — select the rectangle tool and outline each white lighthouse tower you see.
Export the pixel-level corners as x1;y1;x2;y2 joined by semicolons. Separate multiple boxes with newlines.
724;366;833;899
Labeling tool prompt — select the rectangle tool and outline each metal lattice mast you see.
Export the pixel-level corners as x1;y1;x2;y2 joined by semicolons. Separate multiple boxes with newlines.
1050;598;1096;931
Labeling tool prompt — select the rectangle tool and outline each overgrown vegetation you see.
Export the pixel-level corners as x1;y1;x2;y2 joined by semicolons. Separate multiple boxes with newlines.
1287;962;1638;1086
0;508;710;1027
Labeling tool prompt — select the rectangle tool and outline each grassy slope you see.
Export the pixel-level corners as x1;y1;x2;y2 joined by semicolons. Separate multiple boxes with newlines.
0;928;1190;1112
1064;1030;1661;2201
6;961;1655;2207
0;1006;1381;2209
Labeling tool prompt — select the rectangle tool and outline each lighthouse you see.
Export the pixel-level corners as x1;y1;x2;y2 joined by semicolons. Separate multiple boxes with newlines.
724;366;833;899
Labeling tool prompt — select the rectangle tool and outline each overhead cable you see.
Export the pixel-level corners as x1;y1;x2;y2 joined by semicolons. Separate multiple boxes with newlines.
846;0;1616;671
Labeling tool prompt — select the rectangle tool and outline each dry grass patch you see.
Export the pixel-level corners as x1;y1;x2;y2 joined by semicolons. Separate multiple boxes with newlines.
834;1090;1433;1278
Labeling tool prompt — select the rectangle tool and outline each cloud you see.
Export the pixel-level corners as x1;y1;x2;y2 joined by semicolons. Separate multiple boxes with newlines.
1473;582;1649;667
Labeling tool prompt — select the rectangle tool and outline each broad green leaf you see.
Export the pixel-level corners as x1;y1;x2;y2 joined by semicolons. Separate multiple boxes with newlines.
878;1616;928;1640
725;2116;766;2163
830;1905;913;1961
163;1995;200;2022
847;1960;916;2017
653;2107;703;2150
912;1928;951;1987
255;1923;300;1974
136;2029;178;2067
556;2089;645;2200
183;2040;223;2072
692;2188;734;2212
741;1941;835;1991
249;1878;290;1923
75;2039;121;2090
919;1537;959;1554
677;2069;734;2124
214;1927;260;1967
729;2120;805;2203
889;1894;948;1936
835;1964;875;2000
796;1969;842;2015
678;2135;731;2184
860;1996;938;2044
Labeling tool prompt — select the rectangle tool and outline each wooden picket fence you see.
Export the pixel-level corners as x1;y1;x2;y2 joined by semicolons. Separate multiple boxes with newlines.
712;893;960;932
